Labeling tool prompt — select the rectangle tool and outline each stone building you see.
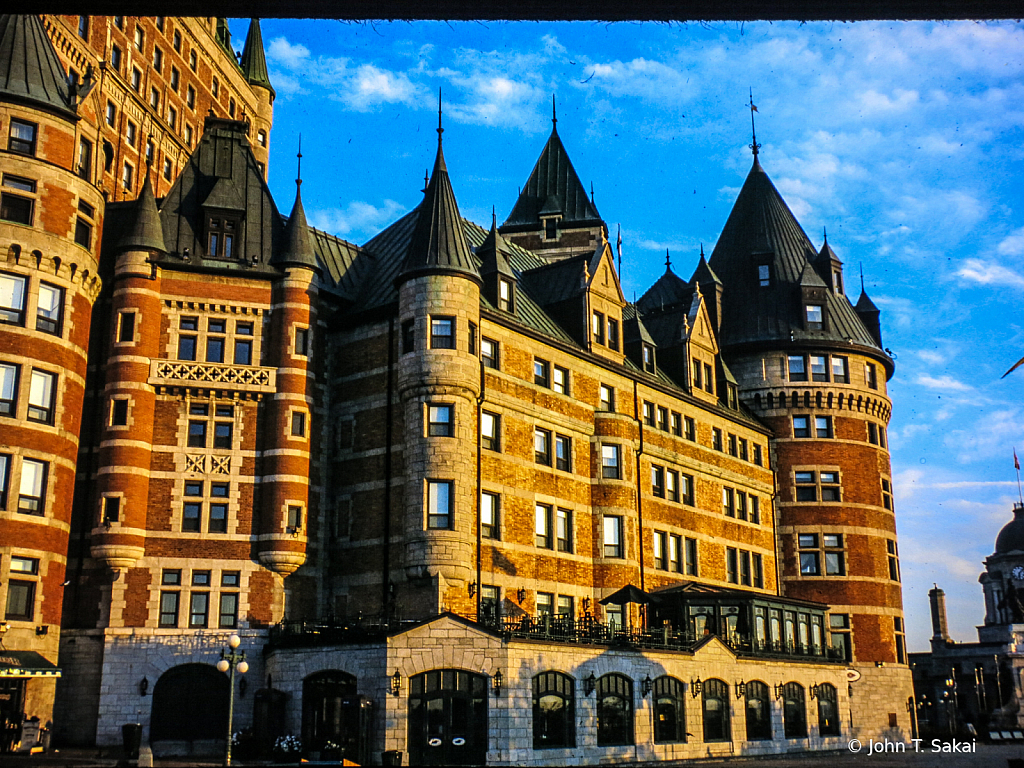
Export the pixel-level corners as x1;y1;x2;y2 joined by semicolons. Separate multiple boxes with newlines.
0;13;915;764
911;503;1024;738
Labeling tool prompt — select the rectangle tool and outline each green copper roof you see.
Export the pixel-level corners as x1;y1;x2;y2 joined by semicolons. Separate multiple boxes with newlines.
240;19;274;98
117;172;166;254
0;15;74;118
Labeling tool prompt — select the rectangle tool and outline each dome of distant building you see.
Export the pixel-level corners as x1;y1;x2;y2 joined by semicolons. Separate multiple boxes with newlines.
995;504;1024;554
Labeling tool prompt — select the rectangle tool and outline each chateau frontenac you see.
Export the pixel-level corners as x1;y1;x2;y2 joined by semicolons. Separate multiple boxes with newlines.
0;14;912;764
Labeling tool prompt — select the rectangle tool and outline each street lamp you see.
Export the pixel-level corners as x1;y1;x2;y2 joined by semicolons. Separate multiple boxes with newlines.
216;634;249;767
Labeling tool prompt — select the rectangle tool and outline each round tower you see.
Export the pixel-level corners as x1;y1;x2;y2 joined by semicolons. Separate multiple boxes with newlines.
257;175;317;579
0;12;103;725
89;171;165;572
708;150;912;739
238;18;275;176
395;113;482;618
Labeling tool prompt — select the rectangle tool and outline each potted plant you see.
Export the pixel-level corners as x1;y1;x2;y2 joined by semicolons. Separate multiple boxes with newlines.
272;734;301;763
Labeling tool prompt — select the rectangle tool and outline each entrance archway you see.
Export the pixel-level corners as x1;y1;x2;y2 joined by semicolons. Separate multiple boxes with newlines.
408;669;487;766
150;664;229;743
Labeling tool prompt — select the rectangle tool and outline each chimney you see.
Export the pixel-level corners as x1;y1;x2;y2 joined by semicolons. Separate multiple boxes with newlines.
929;584;950;645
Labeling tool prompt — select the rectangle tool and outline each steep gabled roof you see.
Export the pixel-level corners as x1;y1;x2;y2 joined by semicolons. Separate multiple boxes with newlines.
398;128;480;285
708;157;880;350
0;14;75;118
502;123;602;231
239;19;274;98
478;212;516;281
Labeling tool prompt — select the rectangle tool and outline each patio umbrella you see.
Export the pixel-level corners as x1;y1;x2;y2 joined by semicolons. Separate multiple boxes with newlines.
599;584;659;605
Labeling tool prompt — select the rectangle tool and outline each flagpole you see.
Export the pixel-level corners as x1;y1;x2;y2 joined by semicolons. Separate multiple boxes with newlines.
1015;448;1023;505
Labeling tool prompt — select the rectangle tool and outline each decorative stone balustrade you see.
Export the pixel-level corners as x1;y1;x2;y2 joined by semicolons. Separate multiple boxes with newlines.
149;360;276;394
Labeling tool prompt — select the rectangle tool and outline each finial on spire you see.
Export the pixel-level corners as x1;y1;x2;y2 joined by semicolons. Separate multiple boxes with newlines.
296;134;303;188
749;87;760;157
700;242;705;258
860;262;865;292
823;225;828;244
665;249;671;269
492;205;497;229
437;88;444;143
590;181;595;206
552;94;557;128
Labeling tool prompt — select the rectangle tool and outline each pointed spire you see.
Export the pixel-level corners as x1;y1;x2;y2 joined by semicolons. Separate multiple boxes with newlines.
422;169;429;194
590;181;595;206
749;87;760;158
117;173;166;254
272;137;318;271
665;249;671;270
552;94;557;129
434;88;447;173
239;19;275;98
0;15;76;118
692;245;722;287
479;205;515;281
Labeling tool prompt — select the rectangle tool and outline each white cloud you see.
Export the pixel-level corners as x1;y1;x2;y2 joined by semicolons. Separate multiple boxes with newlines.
342;64;422;111
308;199;408;240
997;227;1024;257
915;374;973;392
956;258;1024;289
268;37;310;70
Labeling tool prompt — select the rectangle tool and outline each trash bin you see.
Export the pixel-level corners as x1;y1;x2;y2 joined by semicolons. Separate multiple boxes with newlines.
381;749;403;766
122;723;142;760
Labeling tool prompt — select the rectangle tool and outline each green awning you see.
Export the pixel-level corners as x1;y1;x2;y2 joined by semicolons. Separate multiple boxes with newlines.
0;651;60;678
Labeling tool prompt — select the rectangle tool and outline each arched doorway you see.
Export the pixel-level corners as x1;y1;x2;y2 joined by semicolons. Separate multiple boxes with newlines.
408;669;487;766
302;670;371;763
150;664;229;744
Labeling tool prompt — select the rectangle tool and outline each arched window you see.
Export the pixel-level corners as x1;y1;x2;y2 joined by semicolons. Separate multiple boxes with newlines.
596;673;633;746
652;676;685;743
782;682;807;739
816;683;840;736
701;678;730;742
744;680;772;740
533;671;575;749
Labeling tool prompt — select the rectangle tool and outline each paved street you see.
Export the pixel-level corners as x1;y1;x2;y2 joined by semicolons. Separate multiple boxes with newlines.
3;742;1024;767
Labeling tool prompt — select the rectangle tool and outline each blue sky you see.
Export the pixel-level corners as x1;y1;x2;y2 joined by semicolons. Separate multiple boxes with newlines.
231;18;1024;652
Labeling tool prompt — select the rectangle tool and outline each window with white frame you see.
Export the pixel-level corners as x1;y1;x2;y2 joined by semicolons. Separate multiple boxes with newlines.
601;444;620;479
481;492;499;539
18;458;47;516
426;480;451;529
535;503;553;549
603;516;623;558
481;410;499;450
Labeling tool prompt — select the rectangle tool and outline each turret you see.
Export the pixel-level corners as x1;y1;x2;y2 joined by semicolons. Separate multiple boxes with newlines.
395;103;482;617
239;19;275;175
478;210;517;313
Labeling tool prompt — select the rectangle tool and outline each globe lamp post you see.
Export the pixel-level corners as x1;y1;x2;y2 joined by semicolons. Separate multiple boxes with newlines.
217;634;249;766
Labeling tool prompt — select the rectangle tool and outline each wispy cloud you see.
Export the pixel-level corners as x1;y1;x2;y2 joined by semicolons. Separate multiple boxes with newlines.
308;200;408;241
957;258;1024;289
915;374;973;392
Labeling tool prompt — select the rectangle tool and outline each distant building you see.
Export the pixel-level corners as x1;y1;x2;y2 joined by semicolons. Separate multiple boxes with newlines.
1;13;913;764
911;502;1024;738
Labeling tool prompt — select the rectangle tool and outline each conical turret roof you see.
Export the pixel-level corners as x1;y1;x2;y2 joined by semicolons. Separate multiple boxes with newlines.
479;211;516;280
0;14;75;118
398;126;480;284
637;258;693;314
708;157;881;351
117;171;166;254
272;183;318;271
502;121;601;230
691;251;722;286
239;19;274;98
855;288;878;312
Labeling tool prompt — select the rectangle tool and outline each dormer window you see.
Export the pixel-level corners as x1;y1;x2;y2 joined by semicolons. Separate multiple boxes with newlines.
592;311;604;345
805;304;823;330
758;264;771;287
833;271;843;294
642;343;655;373
207;215;238;259
498;278;514;312
607;317;619;351
541;215;561;241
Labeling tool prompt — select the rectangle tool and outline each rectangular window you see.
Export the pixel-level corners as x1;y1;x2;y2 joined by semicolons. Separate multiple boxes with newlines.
670;412;682;436
481;411;500;451
692;357;702;389
653;530;668;570
657;406;668;431
792;415;810;438
27;369;55;423
556;507;573;553
788;355;807;382
78;15;89;39
603;516;623;558
712;428;723;451
122;162;134;191
5;577;37;621
189;592;209;628
430;317;454;349
189;50;197;71
221;571;240;588
287;505;303;530
554;434;571;472
209;502;228;533
684;416;695;441
126;121;137;147
805;304;823;329
213;420;232;449
130;68;141;92
552;365;568;395
758;264;771;287
752;553;764;588
728;433;738;456
535;503;552;549
810;354;828;381
533;358;550;387
401;320;414;354
75;205;93;249
77;136;92;180
291;411;306;437
159;592;179;626
642;343;655;372
187;419;206;448
820;471;841;501
669;534;682;573
102;496;121;524
651;465;665;498
18;458;46;516
592;311;605;345
601;444;620;479
534;427;552;465
153;47;163;72
643;401;655;426
187;85;196;109
736;491;748;521
749;496;761;524
481;492;499;539
753;444;763;466
799;534;821;575
481;338;498;369
468;322;477;355
704;363;714;393
162;569;182;586
427;480;451;529
832;356;849;383
536;592;554;616
815;415;833;438
887;540;900;581
739;550;752;586
1;176;35;226
882;478;894;511
557;594;574;617
722;487;735;517
219;593;238;629
8;119;37;155
894;617;906;664
427;403;453;437
739;438;749;461
170;67;180;91
234;325;253;365
726;547;738;584
824;534;845;575
830;614;851;662
599;384;614;412
866;362;878;390
182;499;202;532
795;471;817;501
105;100;116;127
150;87;159;109
134;25;144;50
682;473;695;506
498;278;513;312
607;317;619;350
0;363;15;415
666;469;679;502
684;537;698;576
163;157;173;180
34;282;63;336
